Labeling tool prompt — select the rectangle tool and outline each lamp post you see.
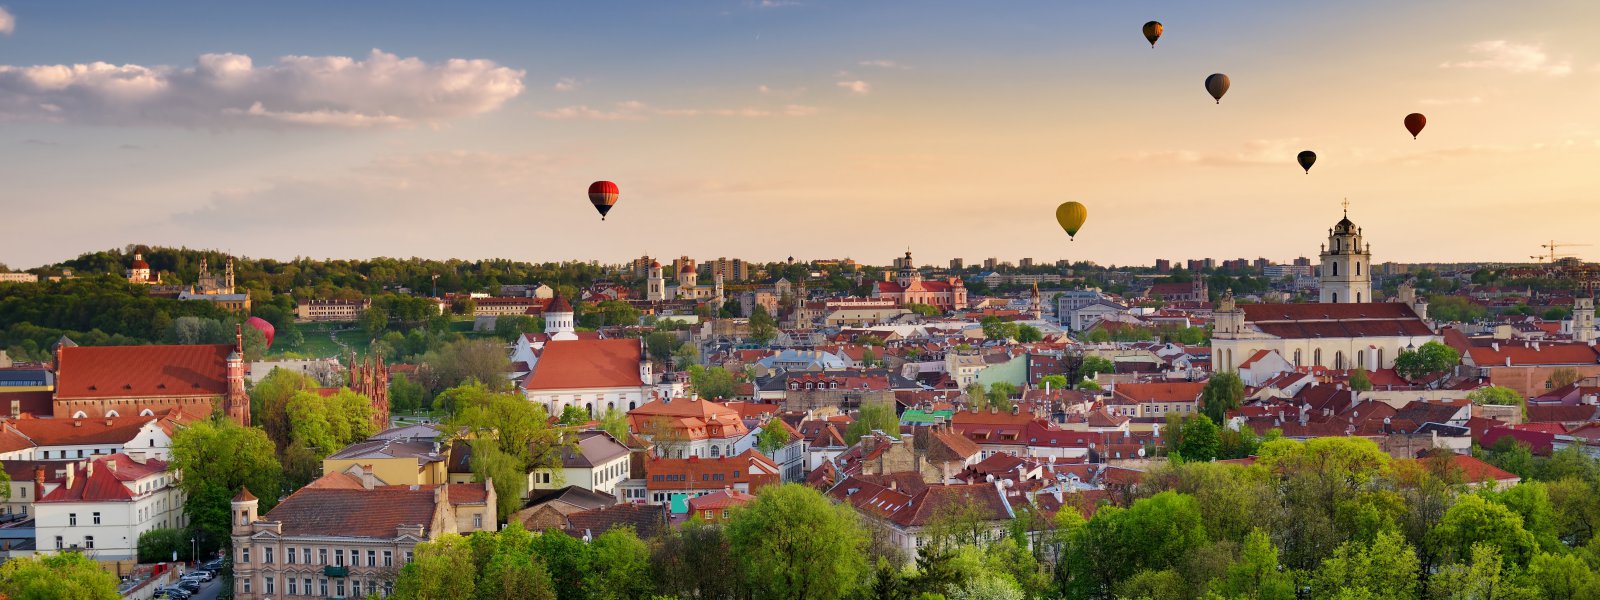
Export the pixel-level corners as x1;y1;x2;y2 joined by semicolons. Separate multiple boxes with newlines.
190;536;197;566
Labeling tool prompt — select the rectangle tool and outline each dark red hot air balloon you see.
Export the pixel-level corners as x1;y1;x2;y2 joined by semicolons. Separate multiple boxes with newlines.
1404;113;1426;139
245;316;275;349
588;181;620;220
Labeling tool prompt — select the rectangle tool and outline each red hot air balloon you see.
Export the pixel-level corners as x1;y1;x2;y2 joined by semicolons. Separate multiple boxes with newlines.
588;181;620;220
1404;113;1426;139
245;316;275;349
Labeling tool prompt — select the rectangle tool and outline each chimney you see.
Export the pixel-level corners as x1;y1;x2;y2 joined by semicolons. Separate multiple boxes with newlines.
65;462;76;490
1491;342;1499;352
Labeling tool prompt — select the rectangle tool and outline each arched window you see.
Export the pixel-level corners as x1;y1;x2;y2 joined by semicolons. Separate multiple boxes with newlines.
1332;262;1339;276
1356;292;1362;303
1334;352;1345;370
1293;349;1302;367
1356;350;1366;369
1377;349;1385;368
1313;349;1323;367
1332;292;1339;303
710;445;720;457
1356;262;1362;276
139;409;154;417
72;411;87;419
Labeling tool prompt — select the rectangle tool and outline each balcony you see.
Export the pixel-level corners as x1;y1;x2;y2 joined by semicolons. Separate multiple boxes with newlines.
323;565;349;578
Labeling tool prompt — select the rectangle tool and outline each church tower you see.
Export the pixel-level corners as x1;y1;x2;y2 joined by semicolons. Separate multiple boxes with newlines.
225;326;250;426
545;294;577;341
1028;281;1043;320
1319;202;1372;304
896;250;922;288
646;260;666;302
1573;297;1596;343
713;272;725;307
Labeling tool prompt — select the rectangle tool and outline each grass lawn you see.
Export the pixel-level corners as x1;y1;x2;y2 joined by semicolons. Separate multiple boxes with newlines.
267;322;369;359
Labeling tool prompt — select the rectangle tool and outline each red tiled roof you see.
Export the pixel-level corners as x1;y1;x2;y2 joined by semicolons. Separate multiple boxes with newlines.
1450;454;1520;485
1239;303;1433;339
447;483;490;505
8;415;161;446
264;473;441;538
523;339;643;390
55;344;232;399
39;455;168;503
888;483;1009;527
1467;343;1600;367
687;489;756;511
1112;381;1205;404
645;450;779;491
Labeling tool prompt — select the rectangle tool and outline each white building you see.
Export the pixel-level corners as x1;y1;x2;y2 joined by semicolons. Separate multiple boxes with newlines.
1318;205;1373;304
34;454;186;561
531;431;631;498
0;415;180;462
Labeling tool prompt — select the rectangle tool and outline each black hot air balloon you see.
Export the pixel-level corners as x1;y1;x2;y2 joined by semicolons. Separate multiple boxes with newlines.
1205;73;1229;104
1142;21;1163;48
588;181;619;220
1297;151;1317;174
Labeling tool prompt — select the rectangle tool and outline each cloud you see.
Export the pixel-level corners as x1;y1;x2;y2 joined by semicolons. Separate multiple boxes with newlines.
538;100;817;121
1121;138;1306;167
0;7;14;35
753;0;800;7
0;49;525;128
836;80;871;94
757;84;806;97
1440;41;1571;76
858;59;904;69
553;77;582;92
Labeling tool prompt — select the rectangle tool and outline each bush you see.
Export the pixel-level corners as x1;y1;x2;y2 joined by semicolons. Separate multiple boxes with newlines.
137;528;191;563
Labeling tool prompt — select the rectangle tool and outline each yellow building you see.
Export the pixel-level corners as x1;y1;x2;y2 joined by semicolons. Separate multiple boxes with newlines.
322;425;450;486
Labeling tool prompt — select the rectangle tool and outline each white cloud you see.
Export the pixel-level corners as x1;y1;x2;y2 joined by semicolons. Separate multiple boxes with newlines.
553;77;582;92
757;84;806;97
538;100;817;121
0;7;15;36
0;49;525;128
858;59;904;69
836;80;871;94
1440;40;1571;76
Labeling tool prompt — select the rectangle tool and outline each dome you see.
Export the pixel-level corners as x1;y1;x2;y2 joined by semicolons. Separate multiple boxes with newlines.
547;294;573;313
650;260;661;269
131;253;150;269
1333;215;1357;235
679;263;695;274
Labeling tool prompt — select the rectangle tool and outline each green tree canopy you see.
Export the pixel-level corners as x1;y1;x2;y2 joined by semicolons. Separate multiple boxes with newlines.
844;402;900;446
1394;341;1460;380
170;417;282;554
1200;372;1244;423
749;305;778;345
727;483;870;600
0;552;120;600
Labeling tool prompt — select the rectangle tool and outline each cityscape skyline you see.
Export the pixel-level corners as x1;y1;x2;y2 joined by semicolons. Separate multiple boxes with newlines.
4;1;1599;269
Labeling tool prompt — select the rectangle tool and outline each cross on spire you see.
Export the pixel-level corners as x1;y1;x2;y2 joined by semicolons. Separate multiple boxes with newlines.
1342;198;1350;216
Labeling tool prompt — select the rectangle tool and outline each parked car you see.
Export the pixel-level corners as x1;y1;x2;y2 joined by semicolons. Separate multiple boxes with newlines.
177;579;202;593
157;587;192;599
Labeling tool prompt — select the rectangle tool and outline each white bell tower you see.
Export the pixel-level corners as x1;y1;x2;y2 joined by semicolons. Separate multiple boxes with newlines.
1319;200;1372;304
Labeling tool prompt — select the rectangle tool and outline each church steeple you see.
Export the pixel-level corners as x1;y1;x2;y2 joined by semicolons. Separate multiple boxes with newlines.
1319;200;1372;304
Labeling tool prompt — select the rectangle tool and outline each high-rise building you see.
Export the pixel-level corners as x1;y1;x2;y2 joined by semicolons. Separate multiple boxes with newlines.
1019;258;1034;269
671;256;695;281
1155;259;1171;273
983;258;998;271
950;258;964;271
1254;257;1271;271
1293;256;1312;267
1186;259;1204;272
704;257;751;281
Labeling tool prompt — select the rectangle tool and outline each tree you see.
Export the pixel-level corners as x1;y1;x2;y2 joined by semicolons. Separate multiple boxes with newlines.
1428;494;1538;568
419;339;512;394
1349;368;1373;392
1469;385;1524;406
844;402;901;446
906;303;942;317
1015;324;1043;343
1211;528;1294;600
1079;355;1115;380
1177;414;1221;462
586;526;654;600
1428;295;1488;323
530;527;590;600
980;316;1019;341
1523;551;1600;600
393;534;479;600
645;331;677;365
1394;341;1459;380
727;484;870;600
282;388;376;488
1306;530;1419;600
599;408;630;443
446;382;567;519
653;518;745;599
673;342;701;368
687;365;739;400
1428;543;1537;600
557;404;590;426
493;315;541;341
1200;372;1244;423
390;372;429;414
757;417;792;455
1548;367;1582;390
749;305;778;345
171;417;282;552
0;551;120;600
1038;375;1070;391
478;527;556;600
137;528;192;563
986;382;1018;412
248;367;320;450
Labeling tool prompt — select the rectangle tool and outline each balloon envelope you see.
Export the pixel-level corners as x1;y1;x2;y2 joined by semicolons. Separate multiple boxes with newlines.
245;316;275;349
1205;74;1229;103
1404;113;1426;139
588;181;619;220
1297;150;1317;173
1142;21;1163;47
1055;202;1088;240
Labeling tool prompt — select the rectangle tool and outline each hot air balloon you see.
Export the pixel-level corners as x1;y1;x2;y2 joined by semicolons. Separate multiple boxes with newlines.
1297;150;1317;174
245;316;275;349
1055;202;1087;241
1142;21;1163;47
588;181;619;220
1205;74;1229;104
1404;113;1426;139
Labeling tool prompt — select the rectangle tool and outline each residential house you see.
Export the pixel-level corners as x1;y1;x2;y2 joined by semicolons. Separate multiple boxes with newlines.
531;431;631;497
35;454;185;565
643;450;780;513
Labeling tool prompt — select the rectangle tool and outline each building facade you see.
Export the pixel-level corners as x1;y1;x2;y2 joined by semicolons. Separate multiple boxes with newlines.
1319;207;1373;304
35;454;186;564
295;299;372;322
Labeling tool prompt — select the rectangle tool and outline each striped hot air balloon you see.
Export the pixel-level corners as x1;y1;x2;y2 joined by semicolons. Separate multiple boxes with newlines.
588;181;620;220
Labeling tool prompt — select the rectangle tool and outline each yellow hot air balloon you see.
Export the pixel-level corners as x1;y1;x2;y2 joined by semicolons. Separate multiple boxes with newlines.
1056;201;1087;241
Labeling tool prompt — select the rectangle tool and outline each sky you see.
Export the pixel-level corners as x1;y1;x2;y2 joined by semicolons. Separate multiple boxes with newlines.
2;0;1599;270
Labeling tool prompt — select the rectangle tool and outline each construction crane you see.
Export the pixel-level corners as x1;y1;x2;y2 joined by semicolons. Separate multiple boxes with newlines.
1531;241;1592;263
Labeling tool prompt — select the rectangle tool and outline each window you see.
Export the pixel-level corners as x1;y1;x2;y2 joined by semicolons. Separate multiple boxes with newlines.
1356;262;1362;276
405;550;414;564
69;513;77;527
243;579;251;594
287;546;296;564
289;577;299;595
303;548;312;564
319;548;327;565
337;580;346;597
383;550;393;567
1332;292;1339;303
54;536;62;549
265;576;274;595
92;512;100;525
241;548;250;564
264;547;273;564
368;549;376;567
305;578;313;596
473;514;483;529
336;549;344;566
1332;262;1339;276
320;579;329;596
